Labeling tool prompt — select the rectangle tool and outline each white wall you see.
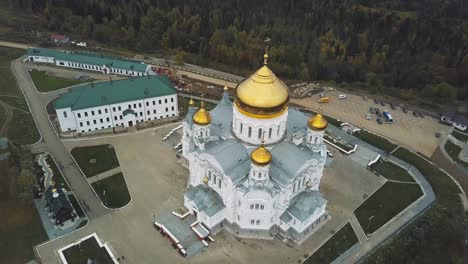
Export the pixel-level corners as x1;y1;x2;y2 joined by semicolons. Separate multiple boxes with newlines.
56;107;77;132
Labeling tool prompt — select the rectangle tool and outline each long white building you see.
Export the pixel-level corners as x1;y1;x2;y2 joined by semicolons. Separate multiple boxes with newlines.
181;53;329;244
54;76;178;133
27;48;155;76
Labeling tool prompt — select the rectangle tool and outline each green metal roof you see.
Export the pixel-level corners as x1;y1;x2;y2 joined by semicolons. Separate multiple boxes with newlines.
27;48;148;72
54;76;176;110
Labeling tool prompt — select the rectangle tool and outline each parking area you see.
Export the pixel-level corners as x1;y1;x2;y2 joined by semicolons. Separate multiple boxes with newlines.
292;91;450;157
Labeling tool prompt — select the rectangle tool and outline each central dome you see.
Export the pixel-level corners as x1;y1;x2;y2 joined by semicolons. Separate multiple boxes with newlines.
235;54;289;119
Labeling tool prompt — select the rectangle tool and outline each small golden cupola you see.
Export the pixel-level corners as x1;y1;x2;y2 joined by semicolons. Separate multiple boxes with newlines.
193;101;211;126
308;114;328;131
250;140;272;166
234;52;289;119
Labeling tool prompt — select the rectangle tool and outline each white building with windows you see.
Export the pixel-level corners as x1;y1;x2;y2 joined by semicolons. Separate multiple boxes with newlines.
181;53;329;244
27;48;154;76
54;76;178;133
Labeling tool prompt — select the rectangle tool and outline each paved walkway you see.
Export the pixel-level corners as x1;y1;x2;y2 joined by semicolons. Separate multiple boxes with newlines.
349;214;367;244
87;167;122;184
11;59;111;221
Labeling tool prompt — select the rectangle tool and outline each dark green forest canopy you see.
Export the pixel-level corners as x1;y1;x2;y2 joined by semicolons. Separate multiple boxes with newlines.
7;0;468;102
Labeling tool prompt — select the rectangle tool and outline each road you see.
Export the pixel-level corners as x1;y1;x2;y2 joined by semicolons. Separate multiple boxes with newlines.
11;58;110;220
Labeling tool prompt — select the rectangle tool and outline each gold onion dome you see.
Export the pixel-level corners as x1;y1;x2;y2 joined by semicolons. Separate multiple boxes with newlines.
250;141;272;166
193;101;211;126
189;97;195;107
202;175;209;184
234;53;289;118
308;114;328;131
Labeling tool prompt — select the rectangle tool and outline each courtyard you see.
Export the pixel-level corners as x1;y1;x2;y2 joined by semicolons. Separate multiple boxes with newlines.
36;122;385;264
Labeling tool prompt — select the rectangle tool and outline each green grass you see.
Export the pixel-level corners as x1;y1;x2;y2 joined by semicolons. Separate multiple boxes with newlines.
451;130;468;142
6;109;40;145
0;47;23;96
177;96;217;117
363;148;466;263
355;181;422;235
68;194;85;218
62;236;114;264
71;144;120;178
0;96;29;112
46;154;70;190
29;69;89;92
297;108;343;127
91;173;130;209
354;130;397;153
444;140;468;167
304;223;358;264
369;159;415;182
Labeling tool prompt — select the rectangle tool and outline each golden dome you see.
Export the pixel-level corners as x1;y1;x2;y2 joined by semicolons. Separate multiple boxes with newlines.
306;180;312;188
193;101;211;126
308;114;328;131
250;145;272;166
223;85;229;91
189;97;195;107
202;175;209;184
234;53;289;119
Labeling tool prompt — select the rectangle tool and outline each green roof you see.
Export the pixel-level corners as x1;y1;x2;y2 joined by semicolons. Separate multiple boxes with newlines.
54;76;176;110
27;48;148;72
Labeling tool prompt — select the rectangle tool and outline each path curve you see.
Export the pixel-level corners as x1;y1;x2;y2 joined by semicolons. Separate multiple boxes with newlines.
0;100;14;136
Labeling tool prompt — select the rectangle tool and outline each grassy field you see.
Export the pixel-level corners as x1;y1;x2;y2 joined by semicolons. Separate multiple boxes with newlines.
91;173;131;209
0;200;48;263
355;181;423;235
29;69;89;92
62;236;114;264
451;130;468;142
444;140;468;167
46;154;69;190
354;130;397;153
71;144;120;178
304;223;358;264
363;148;466;263
0;47;40;145
369;159;415;182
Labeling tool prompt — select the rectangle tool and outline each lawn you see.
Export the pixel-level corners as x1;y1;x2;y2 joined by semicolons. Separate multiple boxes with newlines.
355;181;422;235
297;108;343;127
6;109;40;145
71;144;120;178
303;223;358;264
62;236;114;264
91;173;131;209
0;95;29;112
29;69;89;92
0;47;23;96
46;154;70;190
451;130;468;142
363;148;466;263
354;130;397;153
369;159;415;182
444;140;468;167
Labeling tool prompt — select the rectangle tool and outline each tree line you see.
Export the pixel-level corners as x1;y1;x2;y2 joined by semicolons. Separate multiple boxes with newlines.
6;0;468;104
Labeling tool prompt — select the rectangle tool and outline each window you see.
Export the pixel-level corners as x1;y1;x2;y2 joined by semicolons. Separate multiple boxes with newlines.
85;112;88;117
218;180;221;189
238;201;241;206
114;116;117;121
77;113;81;118
140;112;143;117
153;101;155;105
139;103;142;107
100;119;103;123
98;109;102;114
158;100;161;104
165;107;168;112
134;103;137;108
260;205;264;210
146;102;149;106
165;99;167;103
258;172;262;178
277;125;280;136
256;220;260;225
258;128;263;139
269;128;272;138
91;111;95;116
79;122;83;127
251;220;255;225
118;106;121;111
248;127;252;138
105;109;108;114
314;137;318;144
86;121;90;125
128;104;131;109
240;123;243;133
112;107;116;112
63;112;67;118
153;110;156;114
93;120;97;124
171;106;174;111
250;204;254;210
120;115;123;120
147;110;150;115
255;204;259;210
208;171;212;181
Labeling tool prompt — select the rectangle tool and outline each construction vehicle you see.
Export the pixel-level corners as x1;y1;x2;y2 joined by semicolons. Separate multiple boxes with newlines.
318;97;329;103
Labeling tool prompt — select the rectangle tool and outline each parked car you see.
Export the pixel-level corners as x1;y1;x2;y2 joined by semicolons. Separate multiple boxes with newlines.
366;113;371;120
377;118;383;125
327;150;334;157
369;107;375;114
338;94;347;99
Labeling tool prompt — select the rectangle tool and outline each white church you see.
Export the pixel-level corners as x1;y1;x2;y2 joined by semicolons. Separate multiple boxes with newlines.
181;53;329;244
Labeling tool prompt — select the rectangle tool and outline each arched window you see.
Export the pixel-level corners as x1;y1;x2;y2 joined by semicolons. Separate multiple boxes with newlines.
240;123;243;133
314;137;318;143
269;128;272;138
258;172;262;178
277;125;280;136
248;127;252;137
260;205;264;210
258;128;263;139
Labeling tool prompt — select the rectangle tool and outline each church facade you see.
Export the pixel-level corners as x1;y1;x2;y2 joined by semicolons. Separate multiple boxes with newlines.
181;53;329;244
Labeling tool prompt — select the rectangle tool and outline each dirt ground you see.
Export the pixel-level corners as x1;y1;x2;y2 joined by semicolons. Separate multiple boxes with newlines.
292;91;450;157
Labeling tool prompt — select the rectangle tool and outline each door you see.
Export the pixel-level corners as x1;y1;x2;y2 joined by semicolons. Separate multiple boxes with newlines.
128;121;133;127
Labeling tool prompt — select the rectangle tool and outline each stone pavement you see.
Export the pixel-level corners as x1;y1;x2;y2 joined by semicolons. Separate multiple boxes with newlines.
87;167;122;184
349;214;367;244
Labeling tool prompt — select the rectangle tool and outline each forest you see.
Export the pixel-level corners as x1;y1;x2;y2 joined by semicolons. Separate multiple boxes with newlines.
3;0;468;105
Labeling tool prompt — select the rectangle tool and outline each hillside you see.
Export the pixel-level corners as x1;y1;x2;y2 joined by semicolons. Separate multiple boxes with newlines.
2;0;467;107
